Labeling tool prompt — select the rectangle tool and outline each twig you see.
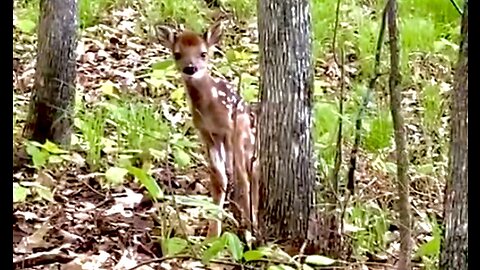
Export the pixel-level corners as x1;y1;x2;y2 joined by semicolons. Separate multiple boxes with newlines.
386;0;412;268
331;46;345;194
347;0;388;193
332;0;342;63
14;252;74;269
448;0;463;15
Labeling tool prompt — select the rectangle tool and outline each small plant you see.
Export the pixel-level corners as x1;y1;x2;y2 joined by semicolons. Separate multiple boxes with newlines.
414;216;442;270
75;105;107;170
78;0;116;28
363;109;393;152
421;84;444;133
346;201;391;256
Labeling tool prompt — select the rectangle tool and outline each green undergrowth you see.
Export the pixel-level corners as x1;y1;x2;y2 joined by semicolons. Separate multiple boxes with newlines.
13;0;461;265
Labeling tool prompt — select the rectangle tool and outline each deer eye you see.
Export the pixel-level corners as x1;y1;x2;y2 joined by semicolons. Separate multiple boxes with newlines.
173;53;181;60
200;52;208;59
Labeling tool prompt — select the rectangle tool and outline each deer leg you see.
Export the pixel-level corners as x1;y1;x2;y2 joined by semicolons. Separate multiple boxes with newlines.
206;137;228;238
233;135;252;229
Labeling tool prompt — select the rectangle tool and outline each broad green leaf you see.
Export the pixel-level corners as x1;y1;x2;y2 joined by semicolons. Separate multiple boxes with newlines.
105;167;129;185
100;81;120;99
224;232;243;261
202;236;227;264
26;145;49;168
17;19;36;33
41;140;68;154
174;147;191;168
13;183;29;203
163;237;188;256
35;185;55;202
127;166;163;199
225;50;237;62
170;88;185;105
242;86;257;102
304;255;336;266
152;59;174;70
416;235;440;257
243;250;265;261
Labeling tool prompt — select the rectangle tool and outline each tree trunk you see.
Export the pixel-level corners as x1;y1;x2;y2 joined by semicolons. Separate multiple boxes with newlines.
386;0;411;269
439;1;468;269
23;0;77;146
257;0;315;247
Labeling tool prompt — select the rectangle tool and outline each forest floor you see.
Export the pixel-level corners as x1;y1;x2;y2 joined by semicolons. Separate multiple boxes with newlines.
13;1;458;269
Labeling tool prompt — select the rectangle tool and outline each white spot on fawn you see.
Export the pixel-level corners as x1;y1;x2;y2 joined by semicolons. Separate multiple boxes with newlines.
211;86;218;98
218;90;226;97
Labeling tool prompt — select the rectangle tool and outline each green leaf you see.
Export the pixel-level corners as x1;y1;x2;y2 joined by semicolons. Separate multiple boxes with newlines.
174;147;191;168
225;50;237;62
41;140;68;154
243;250;265;261
202;236;227;264
416;235;440;257
26;144;49;168
170;88;185;105
17;19;36;33
35;185;55;202
105;167;129;185
163;237;188;256
152;59;174;70
127;166;163;199
224;232;243;261
13;183;29;203
100;81;120;99
242;86;258;102
304;255;336;266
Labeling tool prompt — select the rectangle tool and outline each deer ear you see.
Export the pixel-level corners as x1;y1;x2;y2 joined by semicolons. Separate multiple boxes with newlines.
203;21;223;48
155;25;176;49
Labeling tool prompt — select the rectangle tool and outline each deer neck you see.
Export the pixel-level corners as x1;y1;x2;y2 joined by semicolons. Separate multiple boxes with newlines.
182;72;216;111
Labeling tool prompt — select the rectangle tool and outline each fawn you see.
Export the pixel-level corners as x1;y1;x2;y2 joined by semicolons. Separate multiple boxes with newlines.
156;22;258;238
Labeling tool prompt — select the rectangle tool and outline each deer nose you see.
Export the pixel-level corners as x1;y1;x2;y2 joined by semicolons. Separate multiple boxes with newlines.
182;66;198;75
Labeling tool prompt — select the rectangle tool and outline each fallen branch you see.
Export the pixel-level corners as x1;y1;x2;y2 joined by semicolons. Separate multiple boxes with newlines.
14;252;74;269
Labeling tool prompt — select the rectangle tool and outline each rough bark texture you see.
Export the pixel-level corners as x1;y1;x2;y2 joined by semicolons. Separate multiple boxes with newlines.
257;0;315;244
439;1;468;269
386;0;411;269
23;0;77;146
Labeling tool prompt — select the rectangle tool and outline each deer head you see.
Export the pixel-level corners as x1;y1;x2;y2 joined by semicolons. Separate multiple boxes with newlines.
156;22;222;81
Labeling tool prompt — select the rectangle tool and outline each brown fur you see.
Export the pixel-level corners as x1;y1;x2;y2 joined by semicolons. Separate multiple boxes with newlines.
156;23;258;238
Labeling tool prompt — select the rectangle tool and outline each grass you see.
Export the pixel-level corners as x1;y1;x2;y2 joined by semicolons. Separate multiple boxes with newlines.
346;201;391;256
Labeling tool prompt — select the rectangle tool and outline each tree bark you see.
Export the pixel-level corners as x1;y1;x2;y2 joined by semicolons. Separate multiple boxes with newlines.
386;0;412;269
257;0;315;246
23;0;77;146
439;1;468;269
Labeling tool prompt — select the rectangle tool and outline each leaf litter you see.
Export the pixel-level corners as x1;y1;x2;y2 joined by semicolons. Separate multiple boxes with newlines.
13;1;454;269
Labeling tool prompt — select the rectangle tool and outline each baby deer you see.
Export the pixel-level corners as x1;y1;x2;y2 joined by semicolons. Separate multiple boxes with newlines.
156;22;258;238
